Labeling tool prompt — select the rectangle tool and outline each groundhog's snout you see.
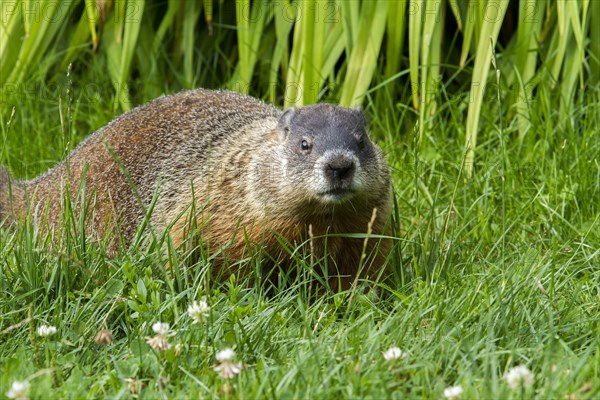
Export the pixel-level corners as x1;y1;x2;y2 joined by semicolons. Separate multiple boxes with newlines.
313;150;362;202
324;153;356;183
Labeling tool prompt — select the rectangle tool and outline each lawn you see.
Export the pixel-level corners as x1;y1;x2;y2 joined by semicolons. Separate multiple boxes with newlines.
1;77;598;398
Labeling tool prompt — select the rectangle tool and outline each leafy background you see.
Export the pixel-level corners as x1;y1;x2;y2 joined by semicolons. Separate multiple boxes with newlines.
1;0;598;176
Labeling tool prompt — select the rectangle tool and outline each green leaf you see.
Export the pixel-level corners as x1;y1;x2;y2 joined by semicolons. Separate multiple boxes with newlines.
339;0;388;107
269;0;294;103
513;0;544;142
408;0;423;109
105;0;145;111
137;279;147;302
232;0;271;93
84;0;99;50
384;0;407;79
464;0;510;177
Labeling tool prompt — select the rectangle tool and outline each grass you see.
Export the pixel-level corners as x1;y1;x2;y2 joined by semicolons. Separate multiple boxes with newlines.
1;64;599;398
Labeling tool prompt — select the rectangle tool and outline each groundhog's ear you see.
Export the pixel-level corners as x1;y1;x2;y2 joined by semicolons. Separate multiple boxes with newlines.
351;106;368;128
278;107;296;140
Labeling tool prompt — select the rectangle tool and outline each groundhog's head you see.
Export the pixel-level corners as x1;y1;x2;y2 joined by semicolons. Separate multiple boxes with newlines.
273;104;388;208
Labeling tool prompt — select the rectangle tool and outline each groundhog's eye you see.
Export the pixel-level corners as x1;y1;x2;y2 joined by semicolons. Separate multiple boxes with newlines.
358;137;365;149
301;139;311;152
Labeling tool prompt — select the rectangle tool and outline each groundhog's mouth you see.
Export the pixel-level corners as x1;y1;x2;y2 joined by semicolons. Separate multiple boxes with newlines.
317;188;355;202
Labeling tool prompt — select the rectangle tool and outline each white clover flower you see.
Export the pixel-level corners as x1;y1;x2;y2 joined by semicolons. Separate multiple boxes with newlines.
443;385;464;399
216;348;235;363
37;325;57;337
214;361;243;379
188;300;210;324
152;322;171;336
383;346;407;360
146;321;175;351
214;348;242;379
215;348;244;379
146;336;171;351
6;380;30;400
505;365;534;389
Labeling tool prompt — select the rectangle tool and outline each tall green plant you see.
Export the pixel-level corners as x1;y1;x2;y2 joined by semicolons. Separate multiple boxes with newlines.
105;0;145;111
0;1;79;88
339;0;388;106
463;0;509;177
231;0;271;94
0;0;597;176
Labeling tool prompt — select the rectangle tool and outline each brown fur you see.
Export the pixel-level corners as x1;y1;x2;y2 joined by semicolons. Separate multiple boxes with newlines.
0;89;392;290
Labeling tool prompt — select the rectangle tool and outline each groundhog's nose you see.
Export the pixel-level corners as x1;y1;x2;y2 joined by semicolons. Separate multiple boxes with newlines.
325;155;356;182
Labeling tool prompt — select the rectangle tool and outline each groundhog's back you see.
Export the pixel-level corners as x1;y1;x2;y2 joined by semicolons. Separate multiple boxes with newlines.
3;89;280;243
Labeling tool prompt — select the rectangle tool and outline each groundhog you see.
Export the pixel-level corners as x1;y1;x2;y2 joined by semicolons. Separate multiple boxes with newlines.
0;89;392;290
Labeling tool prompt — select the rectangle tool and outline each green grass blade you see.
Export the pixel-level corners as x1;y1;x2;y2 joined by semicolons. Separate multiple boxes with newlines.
568;0;588;90
464;0;510;177
118;0;144;107
340;0;359;52
285;5;304;107
134;8;163;101
559;1;588;112
183;1;202;87
448;0;462;31
408;0;423;109
152;1;180;53
384;0;407;79
301;0;318;104
320;21;345;89
339;0;388;107
6;1;80;87
114;0;126;44
550;0;571;88
418;1;443;142
203;0;214;34
105;0;145;111
269;0;294;103
301;1;327;105
459;1;481;66
0;2;23;88
557;0;565;35
514;0;544;142
84;0;99;50
61;10;93;68
568;0;585;57
590;0;600;83
233;0;271;93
